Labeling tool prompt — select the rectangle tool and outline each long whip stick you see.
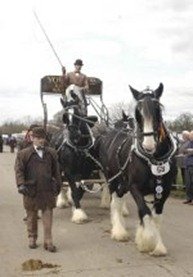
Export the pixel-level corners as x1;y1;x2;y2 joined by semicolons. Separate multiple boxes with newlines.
33;10;63;67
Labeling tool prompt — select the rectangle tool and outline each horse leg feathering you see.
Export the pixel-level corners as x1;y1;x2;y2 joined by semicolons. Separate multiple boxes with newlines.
111;192;130;241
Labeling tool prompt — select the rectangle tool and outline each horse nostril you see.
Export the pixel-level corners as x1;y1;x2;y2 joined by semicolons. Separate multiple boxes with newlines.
142;142;156;153
146;148;155;154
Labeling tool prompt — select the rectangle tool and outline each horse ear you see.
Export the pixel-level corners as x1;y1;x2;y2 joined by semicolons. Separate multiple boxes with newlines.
70;91;79;104
60;98;67;108
129;85;142;100
70;91;77;100
122;110;128;121
154;83;163;99
62;113;69;124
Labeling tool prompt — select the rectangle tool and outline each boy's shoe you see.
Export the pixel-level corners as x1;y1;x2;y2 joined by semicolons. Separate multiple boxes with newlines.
29;238;37;249
44;243;57;252
183;200;192;204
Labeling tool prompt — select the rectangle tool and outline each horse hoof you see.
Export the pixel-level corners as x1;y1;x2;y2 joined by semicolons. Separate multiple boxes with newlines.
150;250;167;256
135;226;157;253
71;209;88;224
56;201;69;209
99;203;109;209
111;229;130;242
56;202;70;209
150;244;167;256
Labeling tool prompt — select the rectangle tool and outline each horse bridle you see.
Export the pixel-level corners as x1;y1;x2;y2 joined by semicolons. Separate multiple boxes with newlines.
136;98;161;141
63;102;94;148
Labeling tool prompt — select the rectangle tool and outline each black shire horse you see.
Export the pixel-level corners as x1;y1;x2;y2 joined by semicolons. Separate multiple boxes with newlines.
114;110;135;131
51;85;98;223
97;83;177;256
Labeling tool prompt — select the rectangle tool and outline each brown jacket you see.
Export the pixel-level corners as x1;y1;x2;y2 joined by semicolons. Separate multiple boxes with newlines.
62;71;89;89
15;146;62;210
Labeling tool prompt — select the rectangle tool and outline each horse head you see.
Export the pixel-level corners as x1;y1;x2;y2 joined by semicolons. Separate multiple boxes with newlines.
129;83;164;154
60;85;95;148
114;110;135;130
61;84;87;123
65;84;87;115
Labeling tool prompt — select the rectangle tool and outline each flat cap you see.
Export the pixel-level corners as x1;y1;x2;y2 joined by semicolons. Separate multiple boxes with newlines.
32;127;46;138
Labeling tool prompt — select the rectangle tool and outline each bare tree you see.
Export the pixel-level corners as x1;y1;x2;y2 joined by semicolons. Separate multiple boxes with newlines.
50;110;63;126
166;113;193;133
0;116;42;134
108;101;134;123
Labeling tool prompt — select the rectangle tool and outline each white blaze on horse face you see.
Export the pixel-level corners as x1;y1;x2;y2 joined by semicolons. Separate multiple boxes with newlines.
65;84;87;116
142;115;156;152
68;107;74;123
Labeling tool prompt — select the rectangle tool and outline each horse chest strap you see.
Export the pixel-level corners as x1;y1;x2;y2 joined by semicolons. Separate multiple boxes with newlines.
150;161;170;176
155;177;163;200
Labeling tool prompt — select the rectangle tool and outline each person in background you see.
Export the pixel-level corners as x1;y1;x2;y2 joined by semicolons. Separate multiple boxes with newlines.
8;134;17;153
183;130;193;205
176;130;190;189
15;127;62;252
0;134;3;153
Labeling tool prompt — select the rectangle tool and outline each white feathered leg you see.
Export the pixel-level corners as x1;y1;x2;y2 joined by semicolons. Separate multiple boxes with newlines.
71;207;88;224
100;183;110;209
150;211;167;256
135;214;167;256
66;187;73;205
122;193;129;217
56;187;69;208
111;192;129;241
135;215;158;253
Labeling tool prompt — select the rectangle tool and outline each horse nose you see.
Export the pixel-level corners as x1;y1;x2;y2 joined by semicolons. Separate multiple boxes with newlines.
145;147;155;154
142;140;156;153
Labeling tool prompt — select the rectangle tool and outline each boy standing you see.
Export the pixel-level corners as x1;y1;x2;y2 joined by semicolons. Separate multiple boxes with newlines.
15;127;62;252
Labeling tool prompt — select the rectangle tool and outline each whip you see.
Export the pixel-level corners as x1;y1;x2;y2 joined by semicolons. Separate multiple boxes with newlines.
33;10;63;67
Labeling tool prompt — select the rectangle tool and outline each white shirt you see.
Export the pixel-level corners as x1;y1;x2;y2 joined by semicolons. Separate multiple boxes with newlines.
34;145;44;159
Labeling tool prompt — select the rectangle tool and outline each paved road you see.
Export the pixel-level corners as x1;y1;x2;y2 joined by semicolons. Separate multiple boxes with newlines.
0;148;193;277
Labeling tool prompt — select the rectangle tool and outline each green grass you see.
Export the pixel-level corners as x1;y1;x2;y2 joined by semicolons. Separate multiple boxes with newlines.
171;189;185;199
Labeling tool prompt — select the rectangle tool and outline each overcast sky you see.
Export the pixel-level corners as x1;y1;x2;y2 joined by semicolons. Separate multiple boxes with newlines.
0;0;193;124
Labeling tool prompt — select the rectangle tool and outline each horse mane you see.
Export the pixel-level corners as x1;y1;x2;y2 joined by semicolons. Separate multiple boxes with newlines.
153;124;174;160
137;95;163;122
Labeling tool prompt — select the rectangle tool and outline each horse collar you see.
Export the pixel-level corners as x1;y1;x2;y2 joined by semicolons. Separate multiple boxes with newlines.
132;131;177;177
